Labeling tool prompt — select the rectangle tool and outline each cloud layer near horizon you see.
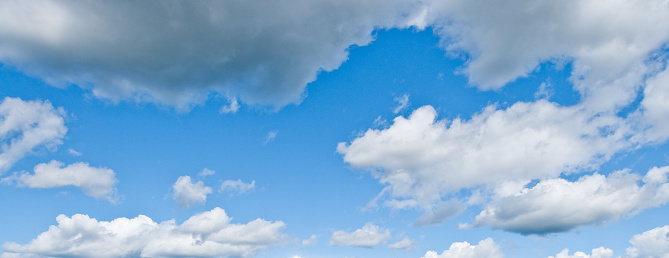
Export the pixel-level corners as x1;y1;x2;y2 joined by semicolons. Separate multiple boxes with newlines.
2;207;286;258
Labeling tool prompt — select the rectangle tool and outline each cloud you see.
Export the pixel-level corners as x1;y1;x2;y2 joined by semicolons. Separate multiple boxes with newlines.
0;97;67;173
421;238;503;258
338;101;632;209
549;247;613;258
264;131;278;145
414;200;466;227
388;236;416;251
2;207;286;258
329;223;391;248
637;65;669;142
393;94;410;114
427;0;669;110
464;167;669;235
9;160;117;202
198;168;215;177
0;0;427;110
220;179;256;195
623;225;669;258
172;176;212;208
302;235;317;246
219;97;240;114
67;148;82;156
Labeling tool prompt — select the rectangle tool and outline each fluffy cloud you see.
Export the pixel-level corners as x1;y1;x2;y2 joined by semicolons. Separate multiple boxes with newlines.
0;0;427;110
220;179;256;195
464;167;669;234
172;176;212;208
637;66;669;142
0;97;66;173
11;160;117;202
548;247;613;258
623;225;669;258
329;223;391;248
338;101;631;210
388;236;416;251
2;207;286;258
427;0;669;111
421;238;503;258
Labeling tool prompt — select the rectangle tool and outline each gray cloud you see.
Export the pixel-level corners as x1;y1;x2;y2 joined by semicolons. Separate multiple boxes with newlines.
0;0;427;110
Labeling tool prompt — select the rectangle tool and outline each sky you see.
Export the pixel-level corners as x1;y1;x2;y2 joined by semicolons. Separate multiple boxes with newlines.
1;1;669;257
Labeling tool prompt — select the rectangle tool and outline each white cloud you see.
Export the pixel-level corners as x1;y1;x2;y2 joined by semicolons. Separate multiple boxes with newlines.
637;65;669;142
0;1;428;110
302;235;317;246
549;247;613;258
172;176;212;208
623;225;669;258
393;94;410;114
1;207;286;258
67;148;81;156
10;160;117;202
264;131;278;145
338;101;632;210
220;179;256;195
421;238;503;258
219;97;240;114
0;97;67;173
329;223;391;248
388;236;416;251
427;0;669;111
464;167;669;234
198;168;215;177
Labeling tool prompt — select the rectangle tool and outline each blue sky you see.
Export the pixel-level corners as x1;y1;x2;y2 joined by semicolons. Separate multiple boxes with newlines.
1;1;669;257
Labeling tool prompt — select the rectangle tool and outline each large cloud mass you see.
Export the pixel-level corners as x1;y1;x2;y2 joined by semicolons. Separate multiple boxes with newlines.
0;0;427;110
465;167;669;234
1;207;286;258
428;0;669;111
338;101;632;209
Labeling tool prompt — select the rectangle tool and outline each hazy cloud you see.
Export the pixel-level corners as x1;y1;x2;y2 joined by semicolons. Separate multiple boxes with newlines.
330;223;391;248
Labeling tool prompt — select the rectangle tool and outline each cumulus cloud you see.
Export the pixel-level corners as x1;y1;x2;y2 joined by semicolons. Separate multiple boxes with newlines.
549;247;613;258
198;168;215;177
0;97;67;173
338;101;632;210
329;223;391;248
421;238;503;258
464;167;669;234
427;0;669;111
1;207;286;258
0;0;428;110
9;160;117;202
388;236;416;251
220;179;256;195
301;235;317;246
623;225;669;258
172;176;212;208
